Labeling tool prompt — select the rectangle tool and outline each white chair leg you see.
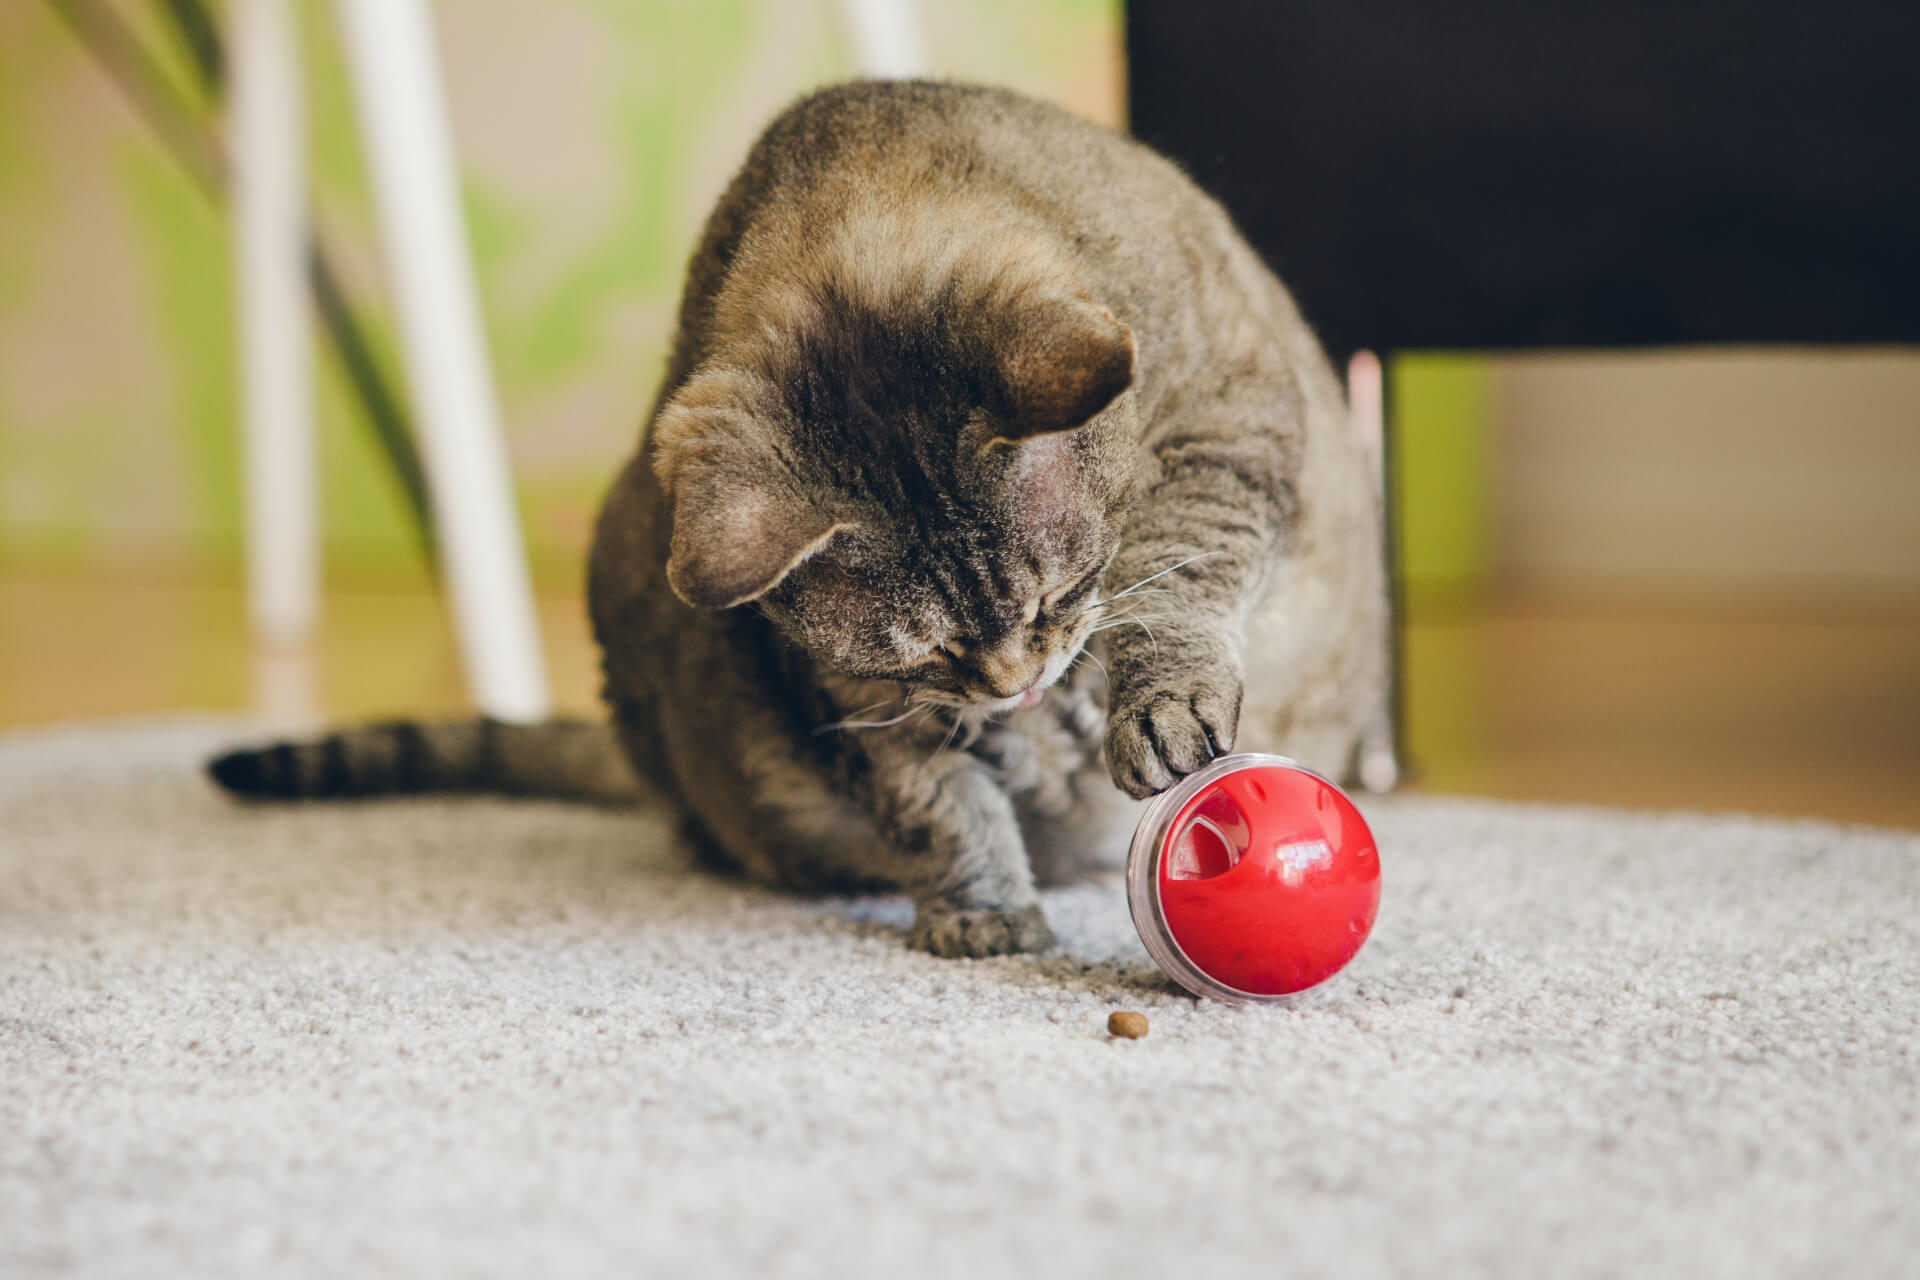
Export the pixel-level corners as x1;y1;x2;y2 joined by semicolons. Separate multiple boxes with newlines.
1348;349;1402;793
232;0;316;656
836;0;926;78
332;0;550;722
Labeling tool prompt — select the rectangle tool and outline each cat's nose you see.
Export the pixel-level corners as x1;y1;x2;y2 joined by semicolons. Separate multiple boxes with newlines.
978;653;1044;701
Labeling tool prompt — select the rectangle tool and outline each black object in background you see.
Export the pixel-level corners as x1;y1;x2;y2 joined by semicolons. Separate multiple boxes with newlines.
1126;1;1920;361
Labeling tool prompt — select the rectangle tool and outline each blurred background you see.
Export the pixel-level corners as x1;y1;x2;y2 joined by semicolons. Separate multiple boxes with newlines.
2;1;1915;828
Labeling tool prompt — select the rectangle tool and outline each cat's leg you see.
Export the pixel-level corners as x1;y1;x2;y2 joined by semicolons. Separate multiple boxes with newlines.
1017;762;1143;886
1232;372;1391;781
856;739;1055;957
1101;380;1306;798
1102;342;1393;800
949;664;1140;885
763;729;1054;955
987;680;1143;885
641;683;1050;956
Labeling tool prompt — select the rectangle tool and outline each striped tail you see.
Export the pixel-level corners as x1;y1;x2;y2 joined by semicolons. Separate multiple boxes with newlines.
206;717;642;804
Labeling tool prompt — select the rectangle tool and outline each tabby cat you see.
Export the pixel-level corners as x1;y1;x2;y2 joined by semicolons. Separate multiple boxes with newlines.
211;81;1389;959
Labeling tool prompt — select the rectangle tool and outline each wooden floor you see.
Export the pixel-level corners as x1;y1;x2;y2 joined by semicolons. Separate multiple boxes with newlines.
1401;595;1920;830
4;570;1916;831
0;571;605;729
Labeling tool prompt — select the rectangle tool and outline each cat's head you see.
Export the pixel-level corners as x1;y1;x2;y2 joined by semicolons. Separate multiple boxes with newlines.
651;277;1137;712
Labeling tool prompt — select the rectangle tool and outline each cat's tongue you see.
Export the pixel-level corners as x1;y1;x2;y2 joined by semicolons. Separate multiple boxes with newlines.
1017;686;1046;708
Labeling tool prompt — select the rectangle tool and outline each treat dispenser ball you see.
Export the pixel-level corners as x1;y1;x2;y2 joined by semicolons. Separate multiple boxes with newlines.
1125;753;1381;1003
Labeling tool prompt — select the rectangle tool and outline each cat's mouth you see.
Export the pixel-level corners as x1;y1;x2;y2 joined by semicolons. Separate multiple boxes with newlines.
976;685;1045;714
978;646;1081;713
916;643;1084;716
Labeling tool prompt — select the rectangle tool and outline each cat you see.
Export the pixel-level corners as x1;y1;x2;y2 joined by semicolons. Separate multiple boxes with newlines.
209;81;1389;959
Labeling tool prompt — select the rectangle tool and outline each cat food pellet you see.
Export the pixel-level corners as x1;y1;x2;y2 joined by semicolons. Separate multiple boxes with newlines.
1107;1011;1149;1039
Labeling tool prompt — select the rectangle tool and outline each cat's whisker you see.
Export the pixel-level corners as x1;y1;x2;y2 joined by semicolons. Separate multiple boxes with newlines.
1089;607;1175;634
1092;594;1174;618
1090;610;1168;633
813;706;923;734
935;712;964;756
1092;615;1162;653
812;697;908;734
1094;586;1176;608
891;705;940;741
1070;646;1109;684
1104;551;1220;602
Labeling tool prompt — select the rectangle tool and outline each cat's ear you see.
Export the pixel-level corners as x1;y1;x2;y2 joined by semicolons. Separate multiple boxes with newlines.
666;486;853;611
652;376;853;610
994;299;1135;440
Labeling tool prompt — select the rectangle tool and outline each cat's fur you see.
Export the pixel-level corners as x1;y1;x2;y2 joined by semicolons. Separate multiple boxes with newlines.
210;81;1388;959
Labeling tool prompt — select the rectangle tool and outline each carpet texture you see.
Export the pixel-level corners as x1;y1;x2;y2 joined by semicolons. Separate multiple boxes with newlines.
2;720;1915;1278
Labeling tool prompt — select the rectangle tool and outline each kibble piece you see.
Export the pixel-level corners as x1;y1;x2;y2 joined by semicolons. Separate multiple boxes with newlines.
1107;1011;1149;1039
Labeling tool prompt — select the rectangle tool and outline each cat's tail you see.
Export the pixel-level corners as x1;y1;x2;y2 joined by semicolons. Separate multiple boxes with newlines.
206;716;644;805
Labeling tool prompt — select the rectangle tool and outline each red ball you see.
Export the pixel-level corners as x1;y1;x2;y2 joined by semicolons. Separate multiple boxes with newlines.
1126;754;1381;1002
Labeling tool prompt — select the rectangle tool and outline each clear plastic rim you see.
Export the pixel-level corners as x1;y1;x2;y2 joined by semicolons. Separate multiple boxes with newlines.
1124;752;1349;1005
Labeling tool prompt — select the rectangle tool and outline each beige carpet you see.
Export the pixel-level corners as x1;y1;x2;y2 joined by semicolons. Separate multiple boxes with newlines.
2;719;1915;1278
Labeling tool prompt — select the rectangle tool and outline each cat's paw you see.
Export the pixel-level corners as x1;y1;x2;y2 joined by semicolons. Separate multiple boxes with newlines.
909;904;1056;958
1106;674;1241;799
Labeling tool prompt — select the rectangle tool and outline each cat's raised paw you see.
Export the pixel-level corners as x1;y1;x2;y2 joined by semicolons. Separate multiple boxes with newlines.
1106;676;1241;799
909;905;1055;958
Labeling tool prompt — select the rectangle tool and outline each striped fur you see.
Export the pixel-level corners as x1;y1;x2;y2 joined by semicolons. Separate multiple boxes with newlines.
207;718;641;805
587;82;1389;958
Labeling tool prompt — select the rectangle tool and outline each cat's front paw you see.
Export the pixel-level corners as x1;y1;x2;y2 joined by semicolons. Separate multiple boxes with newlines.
1106;673;1241;799
909;904;1055;958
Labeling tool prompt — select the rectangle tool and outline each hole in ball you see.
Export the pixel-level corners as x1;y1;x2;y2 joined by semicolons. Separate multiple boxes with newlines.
1166;789;1251;881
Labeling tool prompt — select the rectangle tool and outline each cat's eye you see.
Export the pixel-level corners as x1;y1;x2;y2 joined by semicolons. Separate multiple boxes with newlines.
1040;565;1101;616
941;639;970;660
1021;596;1041;625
